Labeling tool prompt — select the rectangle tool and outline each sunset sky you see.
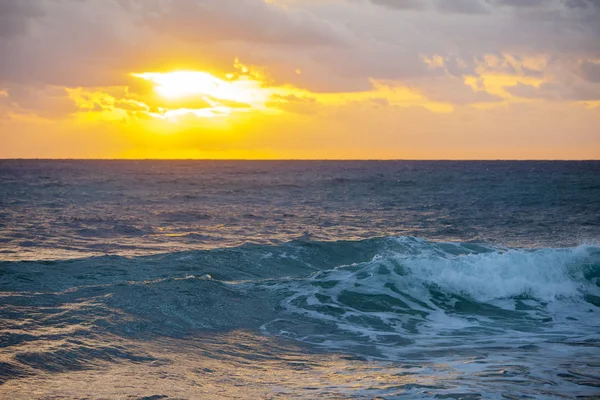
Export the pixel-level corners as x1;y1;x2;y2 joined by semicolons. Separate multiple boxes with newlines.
1;0;599;159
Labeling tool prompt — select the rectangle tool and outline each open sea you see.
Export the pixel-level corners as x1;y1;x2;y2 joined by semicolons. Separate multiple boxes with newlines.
0;160;599;399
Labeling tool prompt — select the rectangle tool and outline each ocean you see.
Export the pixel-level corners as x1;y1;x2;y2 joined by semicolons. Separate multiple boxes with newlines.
0;160;599;399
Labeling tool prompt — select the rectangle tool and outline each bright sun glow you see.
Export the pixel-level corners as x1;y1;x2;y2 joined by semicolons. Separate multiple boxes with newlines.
133;71;234;100
131;70;289;120
137;71;277;106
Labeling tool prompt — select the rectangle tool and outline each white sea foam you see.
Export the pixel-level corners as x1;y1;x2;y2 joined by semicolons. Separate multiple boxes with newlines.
265;240;600;363
395;244;597;302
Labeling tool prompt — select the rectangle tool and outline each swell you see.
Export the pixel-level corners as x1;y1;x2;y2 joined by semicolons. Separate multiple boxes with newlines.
0;236;599;379
0;238;389;292
0;238;387;382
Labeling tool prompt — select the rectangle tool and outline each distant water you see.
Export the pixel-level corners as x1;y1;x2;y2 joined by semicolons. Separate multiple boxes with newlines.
1;160;599;399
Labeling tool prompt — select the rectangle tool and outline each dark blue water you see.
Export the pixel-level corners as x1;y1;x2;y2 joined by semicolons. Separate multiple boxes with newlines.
1;161;599;399
1;160;599;260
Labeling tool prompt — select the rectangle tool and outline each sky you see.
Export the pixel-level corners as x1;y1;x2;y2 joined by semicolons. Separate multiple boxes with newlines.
0;0;599;159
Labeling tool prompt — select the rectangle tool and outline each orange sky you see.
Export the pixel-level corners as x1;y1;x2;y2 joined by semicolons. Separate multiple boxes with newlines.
1;0;599;159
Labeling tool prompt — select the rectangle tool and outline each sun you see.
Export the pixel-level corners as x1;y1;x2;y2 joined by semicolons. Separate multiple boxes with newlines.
130;70;286;120
136;69;277;103
132;71;233;100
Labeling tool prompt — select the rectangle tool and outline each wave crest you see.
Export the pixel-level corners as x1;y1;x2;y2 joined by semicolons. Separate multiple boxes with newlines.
261;238;600;358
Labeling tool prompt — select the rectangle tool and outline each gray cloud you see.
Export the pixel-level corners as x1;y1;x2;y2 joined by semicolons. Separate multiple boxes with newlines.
490;0;548;7
368;0;425;10
0;0;348;89
579;61;600;83
0;0;137;87
0;0;599;109
367;0;490;13
368;0;527;13
436;0;490;14
564;0;600;8
0;0;45;38
0;83;77;118
136;0;348;47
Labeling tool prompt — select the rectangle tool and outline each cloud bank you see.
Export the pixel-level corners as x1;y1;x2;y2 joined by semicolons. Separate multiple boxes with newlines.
0;0;598;159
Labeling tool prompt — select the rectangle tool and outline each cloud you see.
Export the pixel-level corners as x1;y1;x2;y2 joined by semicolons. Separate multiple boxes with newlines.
489;0;547;8
414;77;504;105
436;0;490;14
0;0;142;87
0;0;44;39
135;0;348;47
368;0;494;14
1;0;600;161
0;83;77;119
0;0;351;90
368;0;425;10
506;80;600;101
267;94;320;114
564;0;600;9
579;60;600;83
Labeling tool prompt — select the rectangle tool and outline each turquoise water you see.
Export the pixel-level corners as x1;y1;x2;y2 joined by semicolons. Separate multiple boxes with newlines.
1;161;599;398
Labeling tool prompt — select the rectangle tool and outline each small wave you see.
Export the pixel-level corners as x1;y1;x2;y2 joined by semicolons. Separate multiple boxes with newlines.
75;224;149;238
159;211;212;222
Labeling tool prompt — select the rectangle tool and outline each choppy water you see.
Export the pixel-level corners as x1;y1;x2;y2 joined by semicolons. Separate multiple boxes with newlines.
1;160;599;399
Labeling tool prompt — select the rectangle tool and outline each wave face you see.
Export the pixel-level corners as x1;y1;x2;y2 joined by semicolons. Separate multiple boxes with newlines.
1;237;600;398
261;238;600;360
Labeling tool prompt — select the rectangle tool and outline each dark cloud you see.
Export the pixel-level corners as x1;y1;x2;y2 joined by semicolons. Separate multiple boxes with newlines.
490;0;547;7
368;0;492;14
0;0;45;38
436;0;490;14
137;0;347;47
369;0;425;10
367;0;600;17
564;0;600;8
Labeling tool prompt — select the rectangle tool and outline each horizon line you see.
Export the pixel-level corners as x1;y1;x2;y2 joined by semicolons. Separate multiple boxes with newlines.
0;158;599;162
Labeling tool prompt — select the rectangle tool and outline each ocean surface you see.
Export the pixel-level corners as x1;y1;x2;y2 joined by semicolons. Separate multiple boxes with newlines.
0;160;599;399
